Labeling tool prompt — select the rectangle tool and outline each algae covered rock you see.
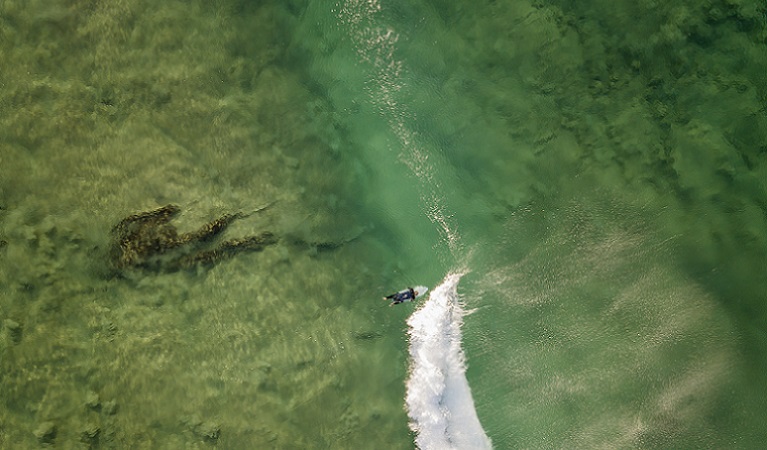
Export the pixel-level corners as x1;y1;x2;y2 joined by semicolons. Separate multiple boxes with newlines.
34;421;56;444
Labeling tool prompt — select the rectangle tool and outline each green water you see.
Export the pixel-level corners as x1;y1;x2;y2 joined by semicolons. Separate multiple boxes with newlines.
1;0;766;448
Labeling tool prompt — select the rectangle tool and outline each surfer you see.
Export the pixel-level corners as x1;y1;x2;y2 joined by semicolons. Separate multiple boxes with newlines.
384;286;428;306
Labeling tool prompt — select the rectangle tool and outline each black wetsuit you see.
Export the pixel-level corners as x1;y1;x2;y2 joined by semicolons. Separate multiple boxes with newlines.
386;287;416;304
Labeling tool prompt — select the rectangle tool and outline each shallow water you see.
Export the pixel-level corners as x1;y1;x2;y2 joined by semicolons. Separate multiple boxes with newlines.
2;0;766;448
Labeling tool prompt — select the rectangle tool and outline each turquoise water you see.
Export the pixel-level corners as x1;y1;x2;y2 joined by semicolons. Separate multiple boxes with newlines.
1;0;766;448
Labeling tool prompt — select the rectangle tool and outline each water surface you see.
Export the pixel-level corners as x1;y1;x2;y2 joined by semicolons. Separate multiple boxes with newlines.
1;0;766;448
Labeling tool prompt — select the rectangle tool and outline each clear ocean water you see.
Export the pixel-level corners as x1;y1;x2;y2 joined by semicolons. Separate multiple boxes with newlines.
1;1;766;448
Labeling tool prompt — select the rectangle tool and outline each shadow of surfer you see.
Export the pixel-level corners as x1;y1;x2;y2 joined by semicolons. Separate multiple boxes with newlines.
383;286;428;306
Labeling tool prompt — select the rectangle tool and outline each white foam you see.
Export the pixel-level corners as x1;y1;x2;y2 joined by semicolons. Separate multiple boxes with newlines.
406;272;492;450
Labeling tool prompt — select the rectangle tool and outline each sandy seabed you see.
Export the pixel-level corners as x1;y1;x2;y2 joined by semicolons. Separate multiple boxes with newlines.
0;1;412;448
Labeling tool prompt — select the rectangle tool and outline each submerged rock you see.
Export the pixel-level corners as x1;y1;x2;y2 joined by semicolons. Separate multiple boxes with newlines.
193;421;221;442
34;421;56;444
183;415;221;442
4;319;22;343
80;424;100;443
85;390;101;410
102;399;118;415
109;204;277;274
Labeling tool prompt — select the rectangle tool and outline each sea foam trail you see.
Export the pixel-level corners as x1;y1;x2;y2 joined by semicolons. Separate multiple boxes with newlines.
406;272;492;450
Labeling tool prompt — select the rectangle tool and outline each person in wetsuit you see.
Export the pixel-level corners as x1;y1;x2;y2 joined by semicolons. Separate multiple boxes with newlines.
384;287;420;306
